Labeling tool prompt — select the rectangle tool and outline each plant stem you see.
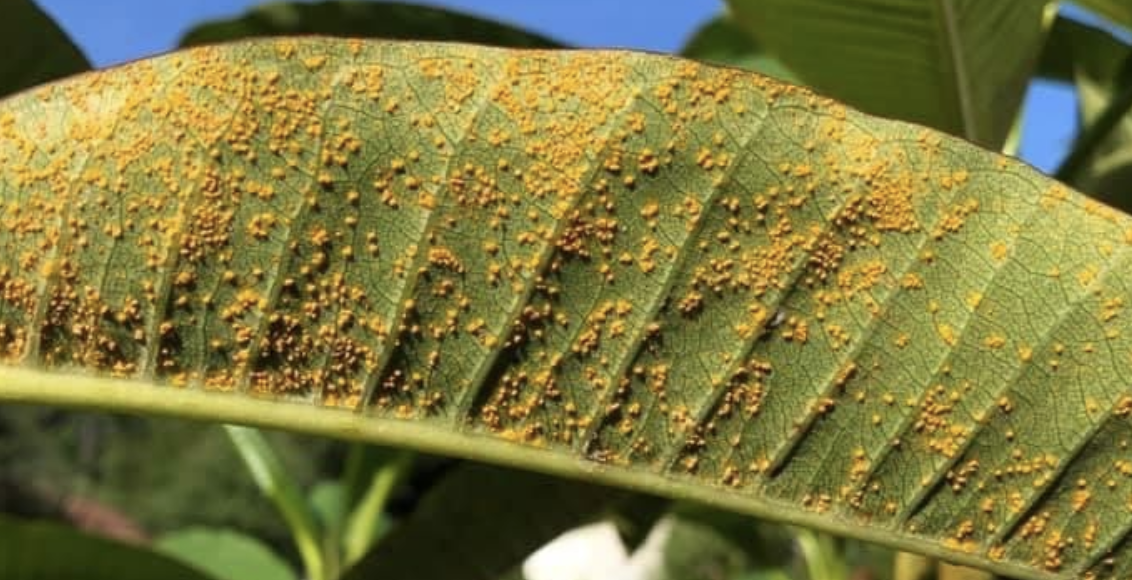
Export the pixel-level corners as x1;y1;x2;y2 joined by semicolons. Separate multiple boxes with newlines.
795;527;847;580
224;425;327;580
342;449;413;566
893;552;933;580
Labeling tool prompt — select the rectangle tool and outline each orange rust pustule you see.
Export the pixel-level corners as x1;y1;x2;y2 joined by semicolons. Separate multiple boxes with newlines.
3;39;1132;578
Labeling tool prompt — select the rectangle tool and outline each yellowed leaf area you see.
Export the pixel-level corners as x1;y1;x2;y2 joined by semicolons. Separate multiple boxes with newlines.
1;40;1131;579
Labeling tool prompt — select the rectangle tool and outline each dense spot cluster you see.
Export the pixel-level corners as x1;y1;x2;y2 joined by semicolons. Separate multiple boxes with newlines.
1;40;1131;578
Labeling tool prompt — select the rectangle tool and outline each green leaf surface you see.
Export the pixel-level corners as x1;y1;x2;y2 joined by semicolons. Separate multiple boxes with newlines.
341;463;627;580
725;0;1046;147
1;39;1132;580
1038;17;1132;204
0;0;90;98
156;527;296;580
0;514;214;580
179;0;561;49
680;15;799;83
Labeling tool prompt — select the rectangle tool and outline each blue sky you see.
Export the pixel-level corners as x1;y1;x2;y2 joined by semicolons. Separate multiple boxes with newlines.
36;0;1094;174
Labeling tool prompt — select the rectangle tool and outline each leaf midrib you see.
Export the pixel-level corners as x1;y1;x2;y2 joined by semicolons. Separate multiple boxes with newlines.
0;365;1060;580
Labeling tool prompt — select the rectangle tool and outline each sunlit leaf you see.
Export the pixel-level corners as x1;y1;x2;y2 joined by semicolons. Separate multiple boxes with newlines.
725;0;1047;148
2;39;1132;580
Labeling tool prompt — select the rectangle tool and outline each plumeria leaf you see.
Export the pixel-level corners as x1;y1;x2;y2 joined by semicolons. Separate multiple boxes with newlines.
0;40;1131;580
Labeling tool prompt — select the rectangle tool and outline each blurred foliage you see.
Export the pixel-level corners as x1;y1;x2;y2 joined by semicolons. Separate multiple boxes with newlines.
1038;16;1132;207
680;15;798;82
0;513;213;580
157;527;297;580
0;407;335;557
342;464;629;580
180;1;562;48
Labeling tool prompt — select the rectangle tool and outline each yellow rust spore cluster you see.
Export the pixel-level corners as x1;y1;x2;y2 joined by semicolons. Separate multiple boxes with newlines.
1;40;1132;577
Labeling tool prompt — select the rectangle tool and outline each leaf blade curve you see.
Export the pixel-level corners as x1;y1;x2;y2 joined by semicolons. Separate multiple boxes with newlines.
1;39;1131;580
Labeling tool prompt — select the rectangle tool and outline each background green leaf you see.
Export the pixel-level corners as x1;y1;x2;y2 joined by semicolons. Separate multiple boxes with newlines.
340;447;410;565
179;1;563;49
652;515;757;580
3;39;1132;580
0;0;90;97
156;527;296;580
225;426;325;580
0;514;215;580
725;0;1047;147
0;410;329;549
1072;0;1132;30
1038;17;1132;205
665;503;797;575
307;480;347;540
341;464;628;580
679;15;799;83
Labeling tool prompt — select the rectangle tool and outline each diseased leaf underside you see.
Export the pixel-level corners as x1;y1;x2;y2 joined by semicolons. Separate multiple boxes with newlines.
0;40;1131;580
